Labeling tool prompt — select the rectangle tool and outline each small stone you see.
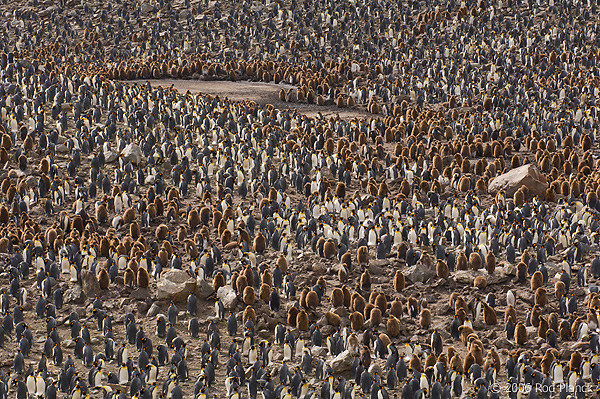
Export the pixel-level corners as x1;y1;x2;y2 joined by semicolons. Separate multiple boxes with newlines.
525;326;536;337
312;263;325;273
64;285;85;304
560;349;573;361
75;307;87;318
503;263;516;276
137;301;150;315
321;325;337;336
570;342;589;351
39;6;58;17
493;337;514;349
312;346;328;357
454;270;510;286
146;303;161;318
140;3;155;14
104;150;118;163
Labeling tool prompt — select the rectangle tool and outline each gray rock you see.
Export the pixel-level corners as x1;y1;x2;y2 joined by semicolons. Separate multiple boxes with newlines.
570;342;589;351
81;270;100;298
503;263;516;276
404;262;436;283
257;329;272;340
104;150;118;163
493;337;514;349
217;285;238;309
131;288;151;300
316;315;328;327
196;278;214;299
137;301;150;315
75;307;87;318
368;364;382;375
312;346;328;357
64;285;85;304
424;295;437;303
144;175;155;185
328;350;355;373
321;325;337;336
121;143;144;165
454;269;511;285
488;164;547;198
312;263;325;273
39;6;58;18
157;269;197;302
332;306;349;318
140;3;155;14
146;303;161;318
56;144;69;153
369;259;389;274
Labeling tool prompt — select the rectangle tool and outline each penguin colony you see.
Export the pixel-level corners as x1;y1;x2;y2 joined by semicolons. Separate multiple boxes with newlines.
0;0;599;399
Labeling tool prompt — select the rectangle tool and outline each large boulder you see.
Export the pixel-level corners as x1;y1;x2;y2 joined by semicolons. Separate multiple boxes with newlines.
217;285;238;309
404;262;436;283
121;143;144;165
488;164;547;198
329;350;355;373
196;278;215;299
157;269;197;302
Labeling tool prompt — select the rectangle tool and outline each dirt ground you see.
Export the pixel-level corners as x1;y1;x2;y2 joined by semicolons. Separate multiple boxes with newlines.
127;79;374;120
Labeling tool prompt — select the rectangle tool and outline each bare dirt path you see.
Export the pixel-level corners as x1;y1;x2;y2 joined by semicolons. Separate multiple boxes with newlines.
127;79;373;120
